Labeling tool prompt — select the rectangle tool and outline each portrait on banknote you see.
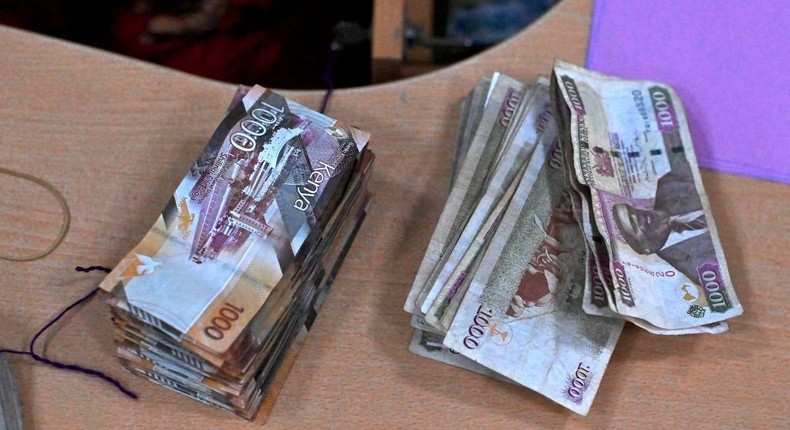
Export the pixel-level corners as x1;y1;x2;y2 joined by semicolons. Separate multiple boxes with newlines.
612;160;714;284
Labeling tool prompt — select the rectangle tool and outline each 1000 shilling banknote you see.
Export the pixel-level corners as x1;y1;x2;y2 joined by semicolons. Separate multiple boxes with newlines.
552;61;742;330
100;85;369;363
405;73;525;314
423;82;554;327
444;137;623;416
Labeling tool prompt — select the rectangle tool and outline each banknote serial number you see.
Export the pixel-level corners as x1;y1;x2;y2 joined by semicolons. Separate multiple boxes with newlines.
632;90;651;132
621;260;676;278
204;302;245;340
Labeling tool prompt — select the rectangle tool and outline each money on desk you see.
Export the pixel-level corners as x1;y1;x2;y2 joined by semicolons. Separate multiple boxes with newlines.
99;85;374;421
0;356;23;430
405;61;742;415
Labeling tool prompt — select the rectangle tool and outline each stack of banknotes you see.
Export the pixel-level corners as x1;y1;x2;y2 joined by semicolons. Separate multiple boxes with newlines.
404;60;743;415
99;86;374;420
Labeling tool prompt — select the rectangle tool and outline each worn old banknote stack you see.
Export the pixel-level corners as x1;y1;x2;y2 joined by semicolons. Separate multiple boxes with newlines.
404;61;743;415
99;86;374;420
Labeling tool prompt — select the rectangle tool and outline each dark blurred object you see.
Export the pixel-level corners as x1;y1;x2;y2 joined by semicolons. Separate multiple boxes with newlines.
371;0;557;83
433;0;557;64
446;0;557;45
0;0;372;89
404;17;472;51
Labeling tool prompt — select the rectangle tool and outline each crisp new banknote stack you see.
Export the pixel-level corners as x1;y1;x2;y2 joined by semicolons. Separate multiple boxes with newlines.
404;61;742;415
99;85;374;420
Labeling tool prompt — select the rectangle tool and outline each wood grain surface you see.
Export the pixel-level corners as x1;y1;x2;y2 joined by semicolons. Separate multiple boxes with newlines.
1;0;788;428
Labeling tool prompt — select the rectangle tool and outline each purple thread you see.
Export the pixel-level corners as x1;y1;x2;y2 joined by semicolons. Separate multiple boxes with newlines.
319;47;336;114
75;265;111;273
0;265;137;400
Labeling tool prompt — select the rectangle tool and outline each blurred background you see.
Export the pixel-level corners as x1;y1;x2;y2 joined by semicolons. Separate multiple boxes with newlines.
0;0;557;89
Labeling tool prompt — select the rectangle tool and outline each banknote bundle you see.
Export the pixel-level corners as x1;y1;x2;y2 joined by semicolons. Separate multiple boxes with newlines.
99;85;374;420
404;61;742;415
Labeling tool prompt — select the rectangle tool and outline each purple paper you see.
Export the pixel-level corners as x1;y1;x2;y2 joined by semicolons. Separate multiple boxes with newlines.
587;0;790;184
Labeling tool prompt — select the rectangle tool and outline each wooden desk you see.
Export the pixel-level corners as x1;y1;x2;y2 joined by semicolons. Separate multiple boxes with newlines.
1;0;787;428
